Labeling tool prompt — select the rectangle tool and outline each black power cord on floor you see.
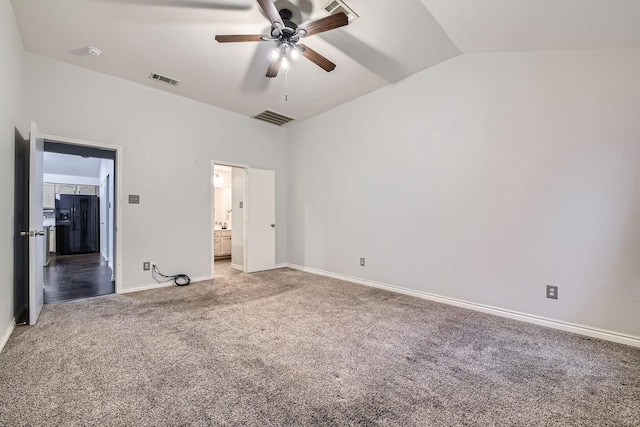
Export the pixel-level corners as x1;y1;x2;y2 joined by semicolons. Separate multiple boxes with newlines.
152;264;191;286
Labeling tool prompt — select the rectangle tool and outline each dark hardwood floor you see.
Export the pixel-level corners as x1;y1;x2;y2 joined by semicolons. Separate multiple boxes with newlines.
44;253;114;303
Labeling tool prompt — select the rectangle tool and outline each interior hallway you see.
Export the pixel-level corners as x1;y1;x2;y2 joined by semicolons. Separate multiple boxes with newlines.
44;253;114;303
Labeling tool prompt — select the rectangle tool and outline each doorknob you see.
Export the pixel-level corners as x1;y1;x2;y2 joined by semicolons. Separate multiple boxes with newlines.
271;224;276;228
19;230;44;237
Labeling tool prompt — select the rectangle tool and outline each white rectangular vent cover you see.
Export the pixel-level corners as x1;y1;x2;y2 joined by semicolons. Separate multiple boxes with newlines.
253;110;296;126
149;72;180;86
322;0;359;22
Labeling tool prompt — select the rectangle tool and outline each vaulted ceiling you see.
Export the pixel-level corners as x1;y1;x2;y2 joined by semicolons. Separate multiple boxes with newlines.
11;0;640;124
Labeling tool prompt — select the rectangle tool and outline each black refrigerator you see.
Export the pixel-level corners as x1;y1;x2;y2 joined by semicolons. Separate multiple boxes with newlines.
55;195;100;255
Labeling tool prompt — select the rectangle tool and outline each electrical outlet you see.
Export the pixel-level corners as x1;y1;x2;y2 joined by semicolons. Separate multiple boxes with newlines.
129;194;140;204
360;258;365;266
143;261;150;271
546;285;558;299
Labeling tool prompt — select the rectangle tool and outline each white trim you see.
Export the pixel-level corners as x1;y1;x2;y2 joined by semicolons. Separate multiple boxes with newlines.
40;133;124;295
212;160;250;170
120;275;212;294
286;263;640;348
210;162;215;279
119;281;174;294
1;320;16;354
230;263;244;272
275;263;288;269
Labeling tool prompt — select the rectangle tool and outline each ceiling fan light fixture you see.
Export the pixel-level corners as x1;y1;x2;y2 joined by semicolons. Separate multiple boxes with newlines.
269;47;281;62
215;0;351;78
289;46;301;62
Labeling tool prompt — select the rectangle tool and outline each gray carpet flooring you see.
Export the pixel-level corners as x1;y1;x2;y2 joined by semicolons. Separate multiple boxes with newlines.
1;268;638;426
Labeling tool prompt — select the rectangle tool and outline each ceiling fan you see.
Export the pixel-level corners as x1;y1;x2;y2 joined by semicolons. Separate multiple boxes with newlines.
215;0;349;78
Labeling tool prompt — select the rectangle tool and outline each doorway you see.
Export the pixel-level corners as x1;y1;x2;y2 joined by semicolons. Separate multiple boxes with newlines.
42;140;116;303
211;163;277;278
212;164;245;278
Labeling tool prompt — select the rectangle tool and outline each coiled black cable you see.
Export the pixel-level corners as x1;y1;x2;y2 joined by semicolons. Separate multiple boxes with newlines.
152;264;191;286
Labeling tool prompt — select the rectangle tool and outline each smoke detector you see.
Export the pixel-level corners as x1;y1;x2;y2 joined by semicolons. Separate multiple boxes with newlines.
86;46;102;56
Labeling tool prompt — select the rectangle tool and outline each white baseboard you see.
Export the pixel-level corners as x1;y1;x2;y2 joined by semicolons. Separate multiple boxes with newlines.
119;275;212;294
286;263;640;348
1;320;16;354
119;281;174;294
275;263;288;269
230;263;243;272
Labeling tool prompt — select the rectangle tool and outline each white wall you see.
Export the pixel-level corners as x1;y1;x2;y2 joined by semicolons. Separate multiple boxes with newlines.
213;168;232;225
24;53;288;290
0;0;25;343
287;49;640;338
231;167;245;267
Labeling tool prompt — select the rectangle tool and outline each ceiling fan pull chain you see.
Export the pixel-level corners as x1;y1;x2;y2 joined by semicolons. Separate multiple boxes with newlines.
285;69;288;102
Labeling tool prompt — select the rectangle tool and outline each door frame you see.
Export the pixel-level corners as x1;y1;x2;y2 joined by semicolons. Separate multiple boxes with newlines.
29;123;45;324
211;160;248;278
105;174;112;266
41;133;124;293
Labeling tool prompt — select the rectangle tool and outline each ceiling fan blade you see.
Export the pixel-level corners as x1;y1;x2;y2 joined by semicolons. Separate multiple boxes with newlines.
266;59;282;78
300;12;348;37
215;35;264;43
257;0;284;27
300;44;336;72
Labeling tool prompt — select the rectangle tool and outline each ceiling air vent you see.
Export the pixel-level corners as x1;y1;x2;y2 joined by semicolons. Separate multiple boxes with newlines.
253;110;296;126
322;0;359;22
149;72;180;86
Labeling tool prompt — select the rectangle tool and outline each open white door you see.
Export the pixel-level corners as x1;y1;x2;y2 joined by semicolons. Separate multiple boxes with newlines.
28;122;45;325
246;168;275;273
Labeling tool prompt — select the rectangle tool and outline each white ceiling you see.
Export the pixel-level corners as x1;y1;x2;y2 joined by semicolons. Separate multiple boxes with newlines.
11;0;640;125
421;0;640;53
43;152;102;178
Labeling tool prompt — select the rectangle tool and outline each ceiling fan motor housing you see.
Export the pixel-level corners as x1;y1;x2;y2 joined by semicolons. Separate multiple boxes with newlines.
279;8;298;35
